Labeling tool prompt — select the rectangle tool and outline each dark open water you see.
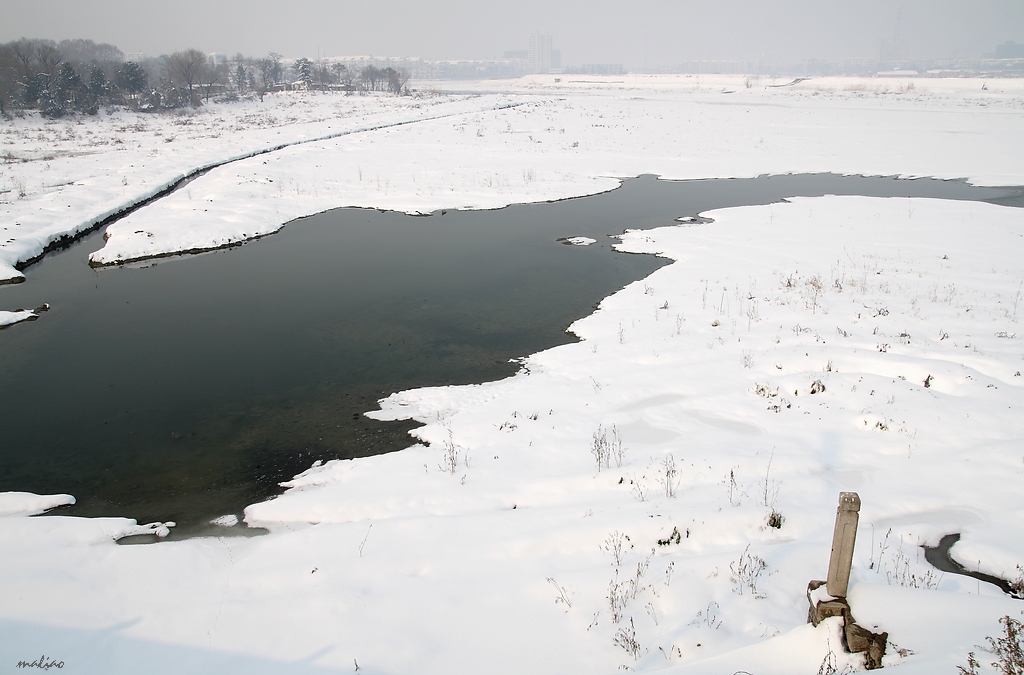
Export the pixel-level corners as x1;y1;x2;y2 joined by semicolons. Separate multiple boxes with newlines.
1;173;1021;537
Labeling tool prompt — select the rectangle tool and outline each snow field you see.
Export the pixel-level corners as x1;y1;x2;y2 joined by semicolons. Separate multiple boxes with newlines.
3;195;1021;673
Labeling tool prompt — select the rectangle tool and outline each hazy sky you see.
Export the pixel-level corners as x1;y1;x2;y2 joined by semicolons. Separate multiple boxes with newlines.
1;0;1021;68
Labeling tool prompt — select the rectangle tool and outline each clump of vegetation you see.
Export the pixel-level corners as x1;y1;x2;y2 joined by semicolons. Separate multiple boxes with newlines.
659;453;679;498
870;528;940;589
613;617;641;659
438;426;466;475
958;614;1023;675
602;531;632;567
730;545;768;597
546;577;572;609
591;424;625;471
1011;565;1024;600
657;526;682;546
761;448;783;528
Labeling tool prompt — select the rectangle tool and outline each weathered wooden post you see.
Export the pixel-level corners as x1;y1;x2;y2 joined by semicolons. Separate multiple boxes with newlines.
826;491;861;597
807;491;887;670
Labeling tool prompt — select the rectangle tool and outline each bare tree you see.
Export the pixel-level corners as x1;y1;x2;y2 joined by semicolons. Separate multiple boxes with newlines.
314;58;333;92
198;61;225;102
0;43;16;115
267;52;282;86
335;62;356;91
165;48;206;105
255;57;274;101
6;38;42;105
360;64;381;91
57;39;123;64
232;53;249;95
332;62;353;92
35;41;63;76
35;41;64;91
384;67;409;94
9;39;35;83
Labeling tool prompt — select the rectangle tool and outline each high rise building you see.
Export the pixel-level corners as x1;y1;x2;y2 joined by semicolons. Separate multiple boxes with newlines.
529;33;553;74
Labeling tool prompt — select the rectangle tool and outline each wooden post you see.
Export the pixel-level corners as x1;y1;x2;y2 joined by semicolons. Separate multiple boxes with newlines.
808;492;886;669
826;491;860;597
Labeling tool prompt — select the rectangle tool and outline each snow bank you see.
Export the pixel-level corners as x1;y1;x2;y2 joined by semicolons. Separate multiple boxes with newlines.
2;195;1021;673
0;492;74;517
0;308;36;327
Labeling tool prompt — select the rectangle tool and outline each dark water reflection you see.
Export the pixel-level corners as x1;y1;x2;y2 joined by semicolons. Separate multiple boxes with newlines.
1;173;1021;534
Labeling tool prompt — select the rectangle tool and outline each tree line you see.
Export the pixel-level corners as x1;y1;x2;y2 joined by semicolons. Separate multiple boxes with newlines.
0;38;412;118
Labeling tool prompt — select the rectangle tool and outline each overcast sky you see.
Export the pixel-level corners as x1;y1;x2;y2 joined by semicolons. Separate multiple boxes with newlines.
1;0;1021;67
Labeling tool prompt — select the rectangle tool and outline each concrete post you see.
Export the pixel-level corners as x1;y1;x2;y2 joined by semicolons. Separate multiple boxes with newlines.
826;491;860;597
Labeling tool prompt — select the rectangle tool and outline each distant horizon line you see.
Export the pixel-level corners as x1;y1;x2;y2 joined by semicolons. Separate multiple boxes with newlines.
3;34;1019;73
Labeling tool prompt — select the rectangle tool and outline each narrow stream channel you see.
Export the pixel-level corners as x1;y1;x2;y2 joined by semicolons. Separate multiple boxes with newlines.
2;173;1022;537
924;533;1024;598
10;100;526;274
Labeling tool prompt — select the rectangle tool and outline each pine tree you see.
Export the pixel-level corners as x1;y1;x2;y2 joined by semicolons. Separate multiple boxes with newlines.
43;61;83;117
294;57;313;89
116;61;147;98
85;64;107;113
235;63;247;95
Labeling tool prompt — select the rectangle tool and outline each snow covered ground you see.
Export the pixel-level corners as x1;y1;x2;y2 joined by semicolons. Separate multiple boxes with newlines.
2;75;1024;673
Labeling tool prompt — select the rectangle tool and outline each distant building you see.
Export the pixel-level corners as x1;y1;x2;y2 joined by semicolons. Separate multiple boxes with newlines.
655;60;756;74
837;58;879;76
529;33;553;74
579;63;625;75
876;69;920;77
207;53;227;66
503;50;528;60
994;41;1024;58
